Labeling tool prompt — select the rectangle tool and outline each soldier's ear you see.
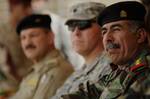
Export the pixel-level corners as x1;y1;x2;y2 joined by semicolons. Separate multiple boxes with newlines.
136;28;147;43
48;31;54;45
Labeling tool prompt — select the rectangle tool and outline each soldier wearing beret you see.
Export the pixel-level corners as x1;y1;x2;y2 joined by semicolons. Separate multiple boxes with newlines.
94;1;150;99
9;14;74;99
52;2;113;99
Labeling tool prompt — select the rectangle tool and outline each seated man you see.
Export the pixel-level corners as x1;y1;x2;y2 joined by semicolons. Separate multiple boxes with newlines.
96;1;150;99
52;2;113;99
9;14;74;99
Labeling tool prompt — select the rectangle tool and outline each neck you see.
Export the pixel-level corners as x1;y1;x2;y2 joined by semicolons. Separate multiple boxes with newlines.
84;45;103;65
32;46;55;64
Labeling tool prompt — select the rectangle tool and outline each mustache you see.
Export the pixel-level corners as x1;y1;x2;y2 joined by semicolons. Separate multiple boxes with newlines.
25;44;36;50
106;42;120;49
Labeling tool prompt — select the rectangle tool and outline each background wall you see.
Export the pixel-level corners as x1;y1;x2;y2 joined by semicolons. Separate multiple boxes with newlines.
0;0;140;23
0;0;140;70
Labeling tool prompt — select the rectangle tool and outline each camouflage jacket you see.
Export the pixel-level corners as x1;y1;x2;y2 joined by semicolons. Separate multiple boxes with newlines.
63;49;150;99
52;51;112;99
97;49;150;99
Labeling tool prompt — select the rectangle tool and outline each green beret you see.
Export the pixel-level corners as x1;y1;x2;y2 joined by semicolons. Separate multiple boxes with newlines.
16;14;51;35
98;1;146;26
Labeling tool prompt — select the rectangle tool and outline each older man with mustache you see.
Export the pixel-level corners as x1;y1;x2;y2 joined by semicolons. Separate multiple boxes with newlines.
95;1;150;99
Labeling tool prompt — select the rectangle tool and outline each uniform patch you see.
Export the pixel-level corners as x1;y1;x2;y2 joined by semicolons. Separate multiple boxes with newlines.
27;75;39;87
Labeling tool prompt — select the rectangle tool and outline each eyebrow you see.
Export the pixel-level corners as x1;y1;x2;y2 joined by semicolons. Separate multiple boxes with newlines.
110;24;123;29
102;23;123;31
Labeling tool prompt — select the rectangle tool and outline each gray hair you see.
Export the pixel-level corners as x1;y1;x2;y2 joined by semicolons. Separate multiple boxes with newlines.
128;20;145;34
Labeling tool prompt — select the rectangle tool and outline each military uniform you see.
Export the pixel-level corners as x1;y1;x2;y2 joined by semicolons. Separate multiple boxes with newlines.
9;49;74;99
95;49;150;99
52;52;112;99
52;2;112;99
0;21;32;76
95;1;150;99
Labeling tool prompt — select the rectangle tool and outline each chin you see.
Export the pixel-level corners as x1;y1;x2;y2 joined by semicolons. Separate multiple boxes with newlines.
109;56;120;64
26;54;36;59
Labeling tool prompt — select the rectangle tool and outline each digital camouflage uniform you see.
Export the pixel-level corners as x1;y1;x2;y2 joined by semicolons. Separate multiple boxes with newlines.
52;52;112;99
52;2;111;99
9;49;74;99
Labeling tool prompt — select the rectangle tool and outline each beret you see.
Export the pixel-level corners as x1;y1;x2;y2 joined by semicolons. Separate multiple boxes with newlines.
98;1;146;26
16;14;51;35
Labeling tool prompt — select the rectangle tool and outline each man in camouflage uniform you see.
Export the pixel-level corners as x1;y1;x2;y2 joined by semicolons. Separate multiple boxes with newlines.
9;14;74;99
52;2;113;99
94;1;150;99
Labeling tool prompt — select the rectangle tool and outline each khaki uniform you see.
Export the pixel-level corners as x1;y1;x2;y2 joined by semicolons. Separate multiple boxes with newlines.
9;49;74;99
52;52;112;99
0;22;32;76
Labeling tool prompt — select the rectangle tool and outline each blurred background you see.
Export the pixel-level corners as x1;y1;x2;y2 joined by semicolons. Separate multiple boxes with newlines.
0;0;140;70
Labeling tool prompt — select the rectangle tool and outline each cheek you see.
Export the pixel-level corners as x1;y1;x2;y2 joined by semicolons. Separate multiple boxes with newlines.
120;36;137;57
102;36;107;50
21;40;26;50
71;34;75;42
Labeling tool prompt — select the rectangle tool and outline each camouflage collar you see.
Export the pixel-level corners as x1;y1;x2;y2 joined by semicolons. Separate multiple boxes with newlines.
120;49;150;93
84;51;106;75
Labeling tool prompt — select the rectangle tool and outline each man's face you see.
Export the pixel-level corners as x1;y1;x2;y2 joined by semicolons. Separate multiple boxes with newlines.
69;20;102;55
102;20;143;65
20;28;52;62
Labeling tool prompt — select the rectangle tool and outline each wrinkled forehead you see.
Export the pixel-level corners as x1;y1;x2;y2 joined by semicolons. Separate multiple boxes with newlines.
102;20;130;29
